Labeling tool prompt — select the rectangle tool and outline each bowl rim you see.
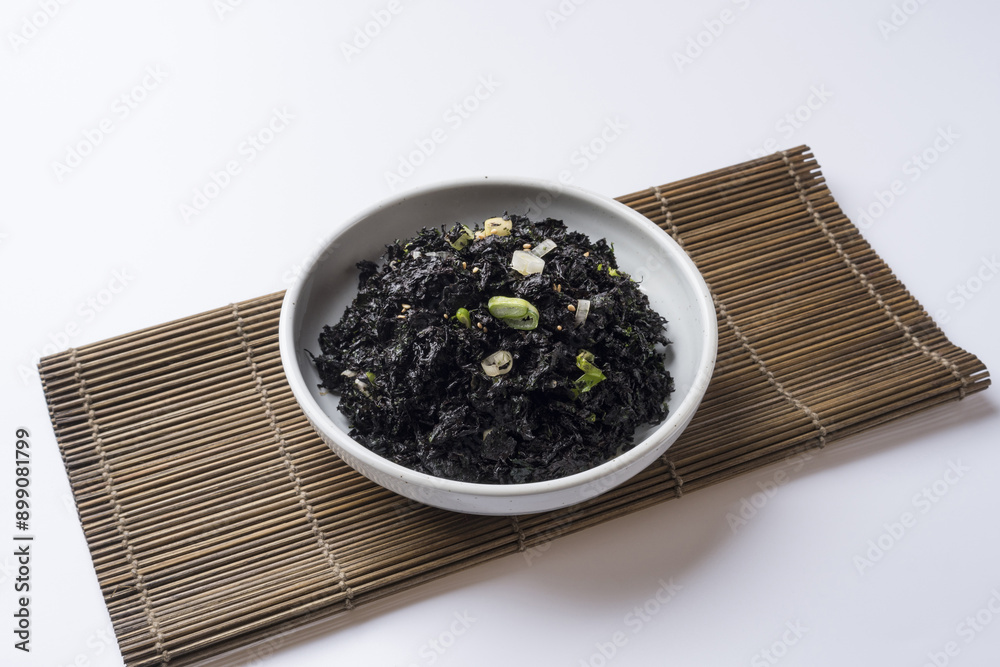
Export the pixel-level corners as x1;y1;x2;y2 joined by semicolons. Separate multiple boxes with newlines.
278;175;717;499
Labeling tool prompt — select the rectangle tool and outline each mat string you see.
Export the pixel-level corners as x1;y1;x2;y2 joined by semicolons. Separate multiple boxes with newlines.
70;347;170;663
231;304;356;610
658;455;684;498
779;150;969;400
653;185;829;449
508;516;527;552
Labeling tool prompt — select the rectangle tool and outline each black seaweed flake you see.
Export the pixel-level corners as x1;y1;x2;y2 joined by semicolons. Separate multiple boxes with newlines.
311;214;674;484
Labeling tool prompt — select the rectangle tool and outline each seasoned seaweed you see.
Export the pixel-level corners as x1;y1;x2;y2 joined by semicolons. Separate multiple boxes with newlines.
311;214;673;484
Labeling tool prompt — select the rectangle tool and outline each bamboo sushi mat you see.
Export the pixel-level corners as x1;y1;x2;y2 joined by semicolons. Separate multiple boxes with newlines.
40;146;990;667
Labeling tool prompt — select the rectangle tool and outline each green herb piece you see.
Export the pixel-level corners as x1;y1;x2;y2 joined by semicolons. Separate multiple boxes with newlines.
449;225;475;250
573;350;606;396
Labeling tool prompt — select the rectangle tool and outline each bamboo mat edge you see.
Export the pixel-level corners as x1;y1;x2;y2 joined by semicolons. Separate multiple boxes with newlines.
38;145;990;667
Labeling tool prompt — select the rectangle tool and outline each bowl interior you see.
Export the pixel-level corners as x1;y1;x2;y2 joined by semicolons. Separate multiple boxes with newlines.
284;178;715;499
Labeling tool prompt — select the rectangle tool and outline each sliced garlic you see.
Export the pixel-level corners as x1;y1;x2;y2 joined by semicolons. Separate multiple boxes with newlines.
530;238;557;257
483;217;512;237
574;299;591;327
511;250;544;275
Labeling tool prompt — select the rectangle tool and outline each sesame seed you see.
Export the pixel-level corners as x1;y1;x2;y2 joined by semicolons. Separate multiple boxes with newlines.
462;261;467;270
567;304;577;312
472;267;480;274
584;251;590;257
523;243;532;250
401;304;411;310
396;315;406;319
557;325;563;331
477;322;483;329
443;313;449;319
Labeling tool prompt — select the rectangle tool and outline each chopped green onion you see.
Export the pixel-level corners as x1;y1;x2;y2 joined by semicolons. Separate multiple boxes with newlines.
449;226;475;250
455;307;472;328
487;296;539;330
365;371;376;386
572;350;606;396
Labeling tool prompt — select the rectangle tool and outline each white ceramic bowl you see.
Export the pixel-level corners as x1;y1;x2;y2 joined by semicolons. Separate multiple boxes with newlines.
279;177;717;515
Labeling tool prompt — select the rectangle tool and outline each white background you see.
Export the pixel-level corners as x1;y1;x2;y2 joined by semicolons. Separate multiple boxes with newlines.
2;1;999;665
